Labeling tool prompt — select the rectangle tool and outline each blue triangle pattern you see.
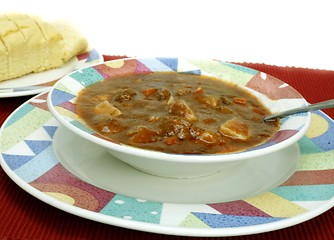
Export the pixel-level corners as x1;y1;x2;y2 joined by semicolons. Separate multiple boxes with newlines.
157;58;178;71
1;154;34;170
43;126;58;138
87;49;100;62
51;89;75;106
24;140;52;155
192;212;284;228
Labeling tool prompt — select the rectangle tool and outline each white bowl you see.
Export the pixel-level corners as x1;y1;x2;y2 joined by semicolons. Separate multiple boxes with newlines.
47;58;311;178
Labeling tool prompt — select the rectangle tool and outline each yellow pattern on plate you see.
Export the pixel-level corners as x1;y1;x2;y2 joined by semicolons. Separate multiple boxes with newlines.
245;192;307;218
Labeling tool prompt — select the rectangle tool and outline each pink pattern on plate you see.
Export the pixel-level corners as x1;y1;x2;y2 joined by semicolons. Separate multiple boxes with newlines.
29;92;49;111
209;200;271;217
246;72;303;100
93;59;153;79
271;129;299;143
59;101;76;113
32;163;116;211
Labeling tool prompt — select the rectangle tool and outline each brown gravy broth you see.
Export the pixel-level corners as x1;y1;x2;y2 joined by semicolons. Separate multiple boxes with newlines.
76;72;279;154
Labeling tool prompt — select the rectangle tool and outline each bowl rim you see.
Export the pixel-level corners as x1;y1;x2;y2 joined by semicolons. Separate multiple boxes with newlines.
47;57;311;163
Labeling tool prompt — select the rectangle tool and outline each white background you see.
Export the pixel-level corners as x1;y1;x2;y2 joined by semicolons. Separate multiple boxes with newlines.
2;0;334;70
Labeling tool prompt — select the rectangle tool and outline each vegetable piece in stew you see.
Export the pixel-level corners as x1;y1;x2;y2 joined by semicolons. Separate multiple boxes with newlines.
76;72;279;154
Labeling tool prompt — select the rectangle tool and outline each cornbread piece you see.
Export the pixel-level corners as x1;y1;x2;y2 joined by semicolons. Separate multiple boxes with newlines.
6;13;47;73
32;15;66;69
0;15;27;80
0;13;88;82
53;20;88;63
0;38;8;80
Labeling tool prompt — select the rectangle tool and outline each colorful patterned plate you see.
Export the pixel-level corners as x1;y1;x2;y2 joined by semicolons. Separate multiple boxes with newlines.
0;48;103;98
0;92;334;237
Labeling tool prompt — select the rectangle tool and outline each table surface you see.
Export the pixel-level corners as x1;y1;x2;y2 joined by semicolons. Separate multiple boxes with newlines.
0;57;333;239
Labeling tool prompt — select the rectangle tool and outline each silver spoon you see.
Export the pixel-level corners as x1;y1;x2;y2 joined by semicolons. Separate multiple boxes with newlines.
264;99;334;121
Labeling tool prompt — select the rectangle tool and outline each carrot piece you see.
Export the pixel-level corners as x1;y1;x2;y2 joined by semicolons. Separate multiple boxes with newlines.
233;97;247;105
143;88;158;97
130;127;157;143
253;108;266;115
194;87;204;94
164;136;179;145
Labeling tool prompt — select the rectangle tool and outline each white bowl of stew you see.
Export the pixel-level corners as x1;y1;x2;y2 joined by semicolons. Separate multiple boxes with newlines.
47;58;310;178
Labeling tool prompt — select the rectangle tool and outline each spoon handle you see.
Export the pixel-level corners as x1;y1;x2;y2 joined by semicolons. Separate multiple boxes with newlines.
264;99;334;121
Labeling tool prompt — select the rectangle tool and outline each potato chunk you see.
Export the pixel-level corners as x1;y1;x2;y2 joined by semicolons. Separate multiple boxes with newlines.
169;100;197;121
198;131;222;145
94;100;121;116
219;118;249;141
195;95;220;108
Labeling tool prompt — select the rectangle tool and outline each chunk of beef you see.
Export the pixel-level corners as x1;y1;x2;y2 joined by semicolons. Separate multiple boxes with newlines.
114;88;137;102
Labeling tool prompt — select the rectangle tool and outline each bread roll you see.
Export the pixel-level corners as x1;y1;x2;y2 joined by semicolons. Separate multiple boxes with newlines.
0;13;88;82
